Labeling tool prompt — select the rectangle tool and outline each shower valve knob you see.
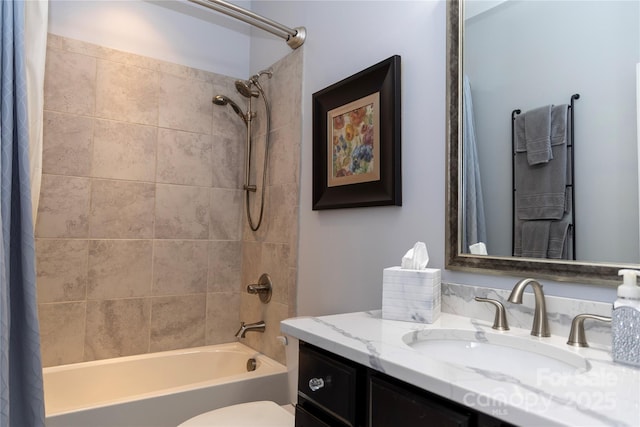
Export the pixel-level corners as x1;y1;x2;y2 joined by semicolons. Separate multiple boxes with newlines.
247;273;273;303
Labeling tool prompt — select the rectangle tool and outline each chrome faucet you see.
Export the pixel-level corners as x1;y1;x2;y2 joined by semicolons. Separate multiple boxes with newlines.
235;321;266;338
508;278;550;337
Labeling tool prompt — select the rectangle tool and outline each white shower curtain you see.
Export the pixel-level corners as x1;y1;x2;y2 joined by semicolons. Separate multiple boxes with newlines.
462;75;487;253
24;0;48;222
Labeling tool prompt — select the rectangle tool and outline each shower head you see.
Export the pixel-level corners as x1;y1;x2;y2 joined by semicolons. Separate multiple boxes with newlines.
235;69;273;98
213;95;247;123
235;80;259;98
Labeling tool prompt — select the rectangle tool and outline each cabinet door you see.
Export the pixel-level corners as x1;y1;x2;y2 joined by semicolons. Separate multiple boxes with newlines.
369;374;471;427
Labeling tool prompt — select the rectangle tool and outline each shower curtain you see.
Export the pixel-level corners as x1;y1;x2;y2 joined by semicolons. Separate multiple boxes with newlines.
462;75;487;253
25;0;48;222
0;0;46;425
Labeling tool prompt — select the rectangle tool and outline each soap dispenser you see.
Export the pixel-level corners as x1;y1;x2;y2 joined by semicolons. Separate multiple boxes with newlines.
612;269;640;366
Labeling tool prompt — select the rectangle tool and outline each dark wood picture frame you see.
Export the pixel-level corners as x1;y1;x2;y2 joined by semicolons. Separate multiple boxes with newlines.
312;55;401;210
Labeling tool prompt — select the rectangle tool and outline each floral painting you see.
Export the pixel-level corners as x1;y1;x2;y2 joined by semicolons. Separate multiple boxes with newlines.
327;92;380;187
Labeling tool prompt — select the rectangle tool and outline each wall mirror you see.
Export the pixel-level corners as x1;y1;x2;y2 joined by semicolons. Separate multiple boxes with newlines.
445;0;640;284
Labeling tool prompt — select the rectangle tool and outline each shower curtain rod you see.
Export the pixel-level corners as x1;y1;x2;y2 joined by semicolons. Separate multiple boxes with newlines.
187;0;306;49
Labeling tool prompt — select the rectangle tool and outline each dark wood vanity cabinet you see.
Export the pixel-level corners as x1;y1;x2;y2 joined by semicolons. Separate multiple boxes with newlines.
296;341;366;426
295;341;516;427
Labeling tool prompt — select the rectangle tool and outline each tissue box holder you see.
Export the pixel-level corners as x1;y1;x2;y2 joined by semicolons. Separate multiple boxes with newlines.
382;267;441;323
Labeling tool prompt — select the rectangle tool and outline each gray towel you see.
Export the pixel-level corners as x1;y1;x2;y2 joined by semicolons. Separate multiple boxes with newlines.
550;104;568;146
524;105;552;165
513;217;523;256
548;191;573;259
515;217;571;259
515;109;551;165
547;215;571;259
515;193;573;259
515;142;567;220
514;105;568;162
514;113;525;152
521;221;551;258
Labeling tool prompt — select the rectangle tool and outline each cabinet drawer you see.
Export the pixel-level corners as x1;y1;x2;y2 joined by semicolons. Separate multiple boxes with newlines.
298;343;358;425
295;405;335;427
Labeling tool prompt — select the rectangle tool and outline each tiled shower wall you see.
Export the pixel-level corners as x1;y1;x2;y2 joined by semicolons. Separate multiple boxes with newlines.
239;49;302;364
35;34;257;367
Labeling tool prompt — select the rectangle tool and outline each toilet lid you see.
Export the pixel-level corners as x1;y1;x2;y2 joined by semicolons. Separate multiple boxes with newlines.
178;401;294;427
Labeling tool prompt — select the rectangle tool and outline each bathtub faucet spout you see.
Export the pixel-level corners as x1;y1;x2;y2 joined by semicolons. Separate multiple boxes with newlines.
235;321;266;338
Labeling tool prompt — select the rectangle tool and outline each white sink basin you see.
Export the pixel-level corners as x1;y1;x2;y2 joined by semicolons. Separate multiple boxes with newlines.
403;329;589;376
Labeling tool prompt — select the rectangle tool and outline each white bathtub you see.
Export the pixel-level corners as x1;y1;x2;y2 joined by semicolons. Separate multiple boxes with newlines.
43;342;289;427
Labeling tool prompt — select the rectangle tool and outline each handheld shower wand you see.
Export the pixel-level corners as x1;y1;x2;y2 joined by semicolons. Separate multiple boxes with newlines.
212;95;247;123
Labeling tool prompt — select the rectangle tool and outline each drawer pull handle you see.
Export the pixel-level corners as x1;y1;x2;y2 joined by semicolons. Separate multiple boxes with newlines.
308;377;325;391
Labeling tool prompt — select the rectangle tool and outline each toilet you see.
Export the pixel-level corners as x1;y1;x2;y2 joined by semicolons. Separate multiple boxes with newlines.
177;401;294;427
178;337;298;427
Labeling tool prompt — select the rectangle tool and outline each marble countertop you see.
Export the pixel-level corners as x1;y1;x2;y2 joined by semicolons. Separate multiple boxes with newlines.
281;311;640;427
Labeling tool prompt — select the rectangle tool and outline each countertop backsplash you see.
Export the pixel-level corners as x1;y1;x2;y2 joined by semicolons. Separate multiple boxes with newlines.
442;282;613;347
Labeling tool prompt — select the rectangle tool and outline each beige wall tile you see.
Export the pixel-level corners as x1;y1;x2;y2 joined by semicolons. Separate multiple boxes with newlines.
42;111;94;177
268;125;300;186
62;37;161;71
262;301;288;364
155;184;210;239
157;129;212;187
288;268;298;317
211;80;247;140
158;61;211;83
239;294;287;364
238;292;264;351
288;206;300;268
241;241;262;293
85;298;151;360
261;243;291;305
95;60;159;125
153;240;208;296
268;48;303;131
208;241;242;293
36;239;88;303
206;292;240;345
211;133;244;189
159;73;213;134
36;174;90;238
88;240;152;299
92;119;157;181
150;294;206;352
209;188;242;240
265;183;299;245
39;302;86;367
89;180;155;238
44;48;96;115
238;50;302;361
47;33;63;49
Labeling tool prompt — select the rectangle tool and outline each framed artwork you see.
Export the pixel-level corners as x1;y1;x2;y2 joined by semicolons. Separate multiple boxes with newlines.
312;55;401;210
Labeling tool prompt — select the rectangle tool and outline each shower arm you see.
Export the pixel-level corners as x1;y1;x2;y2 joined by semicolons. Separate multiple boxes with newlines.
187;0;306;49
